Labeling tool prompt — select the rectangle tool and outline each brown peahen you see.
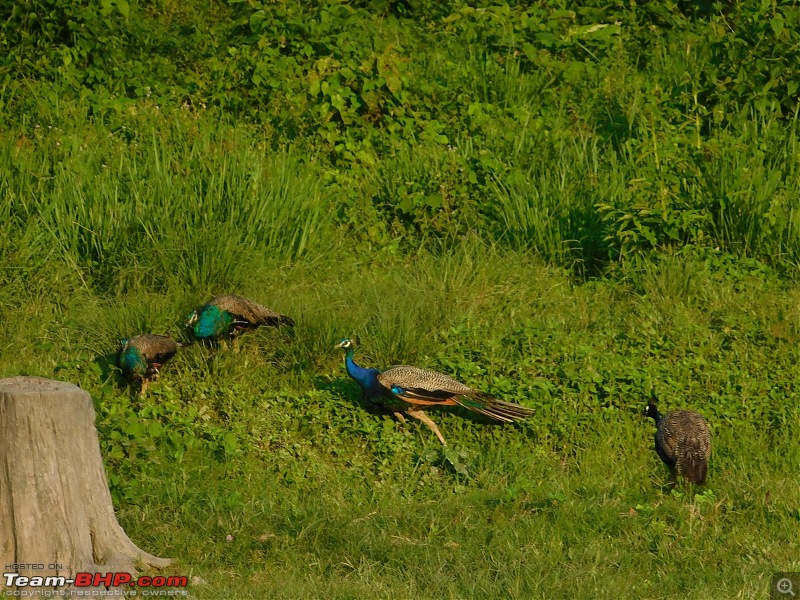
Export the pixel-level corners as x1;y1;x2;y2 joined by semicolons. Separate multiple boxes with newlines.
645;398;711;486
186;294;294;346
116;334;180;396
335;338;533;445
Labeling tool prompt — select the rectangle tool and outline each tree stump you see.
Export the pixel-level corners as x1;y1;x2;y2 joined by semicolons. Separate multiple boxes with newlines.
0;377;171;590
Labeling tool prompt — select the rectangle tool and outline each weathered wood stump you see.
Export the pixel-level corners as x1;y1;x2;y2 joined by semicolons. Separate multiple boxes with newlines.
0;377;171;589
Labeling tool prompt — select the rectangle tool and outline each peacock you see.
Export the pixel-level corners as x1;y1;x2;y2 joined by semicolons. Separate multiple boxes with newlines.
645;397;711;486
335;338;533;445
116;334;180;396
185;294;294;346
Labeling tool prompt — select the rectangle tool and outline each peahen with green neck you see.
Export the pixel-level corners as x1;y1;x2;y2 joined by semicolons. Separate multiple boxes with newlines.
335;338;533;445
186;294;294;347
116;334;180;396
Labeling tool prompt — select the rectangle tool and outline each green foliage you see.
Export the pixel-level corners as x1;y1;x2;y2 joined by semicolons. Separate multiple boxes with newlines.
1;0;132;90
3;2;800;597
3;227;800;597
4;1;800;265
1;114;334;295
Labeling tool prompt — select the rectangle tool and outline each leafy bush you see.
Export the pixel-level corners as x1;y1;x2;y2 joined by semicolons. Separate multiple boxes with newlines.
3;0;800;267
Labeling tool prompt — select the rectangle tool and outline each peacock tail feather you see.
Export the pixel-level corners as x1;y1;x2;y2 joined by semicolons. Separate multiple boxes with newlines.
455;393;536;422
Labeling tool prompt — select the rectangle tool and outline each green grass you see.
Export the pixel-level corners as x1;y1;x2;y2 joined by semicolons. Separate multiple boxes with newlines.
3;2;800;597
3;228;799;597
128;421;796;599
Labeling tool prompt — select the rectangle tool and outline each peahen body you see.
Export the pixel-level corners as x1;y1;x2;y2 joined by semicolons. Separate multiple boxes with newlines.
645;399;711;486
116;334;179;395
186;294;294;345
335;338;533;445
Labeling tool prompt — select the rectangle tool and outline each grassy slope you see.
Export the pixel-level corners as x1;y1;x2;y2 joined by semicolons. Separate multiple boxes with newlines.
2;2;800;598
2;215;799;597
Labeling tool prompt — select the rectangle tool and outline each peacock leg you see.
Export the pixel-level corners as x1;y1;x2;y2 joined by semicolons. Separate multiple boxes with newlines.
232;337;241;353
393;411;407;424
140;379;150;397
406;409;447;446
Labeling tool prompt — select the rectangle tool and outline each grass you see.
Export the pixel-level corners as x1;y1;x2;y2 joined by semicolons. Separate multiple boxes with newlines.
3;3;800;595
117;421;798;600
2;220;799;597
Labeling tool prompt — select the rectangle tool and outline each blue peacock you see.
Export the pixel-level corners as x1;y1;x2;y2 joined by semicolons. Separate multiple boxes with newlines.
186;294;294;346
335;338;533;445
116;334;180;395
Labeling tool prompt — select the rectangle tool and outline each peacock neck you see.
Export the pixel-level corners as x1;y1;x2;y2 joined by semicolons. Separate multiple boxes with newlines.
344;348;380;390
121;346;147;374
195;305;233;338
648;405;662;427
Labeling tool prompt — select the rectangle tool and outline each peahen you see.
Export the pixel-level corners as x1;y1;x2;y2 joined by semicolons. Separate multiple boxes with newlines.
645;397;711;486
116;334;180;396
186;294;294;346
335;338;533;445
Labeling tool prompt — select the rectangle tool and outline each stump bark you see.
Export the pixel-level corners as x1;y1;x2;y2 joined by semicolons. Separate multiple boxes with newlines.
0;377;171;589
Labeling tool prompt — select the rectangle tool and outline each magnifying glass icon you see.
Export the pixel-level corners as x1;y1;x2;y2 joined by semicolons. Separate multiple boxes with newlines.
778;578;796;596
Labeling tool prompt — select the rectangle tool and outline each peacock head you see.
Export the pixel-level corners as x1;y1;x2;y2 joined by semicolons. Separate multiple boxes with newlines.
335;338;354;351
118;338;129;350
185;310;199;328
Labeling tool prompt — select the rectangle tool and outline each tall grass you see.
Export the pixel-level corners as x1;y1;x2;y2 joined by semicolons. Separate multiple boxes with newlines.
2;6;800;595
1;112;335;297
702;108;800;265
2;175;800;597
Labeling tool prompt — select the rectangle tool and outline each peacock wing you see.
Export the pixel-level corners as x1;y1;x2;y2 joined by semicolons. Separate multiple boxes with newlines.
689;413;711;460
659;410;703;464
673;411;712;458
211;295;294;327
131;334;179;363
377;365;473;403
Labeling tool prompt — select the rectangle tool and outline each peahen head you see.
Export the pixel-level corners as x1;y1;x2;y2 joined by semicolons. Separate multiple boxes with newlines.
645;395;660;422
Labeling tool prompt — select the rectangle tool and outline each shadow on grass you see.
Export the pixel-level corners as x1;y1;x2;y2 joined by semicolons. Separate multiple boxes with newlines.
312;375;395;417
95;352;119;382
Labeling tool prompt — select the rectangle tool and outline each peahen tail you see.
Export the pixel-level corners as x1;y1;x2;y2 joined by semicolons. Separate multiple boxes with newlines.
679;444;708;485
277;314;295;327
456;392;533;422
